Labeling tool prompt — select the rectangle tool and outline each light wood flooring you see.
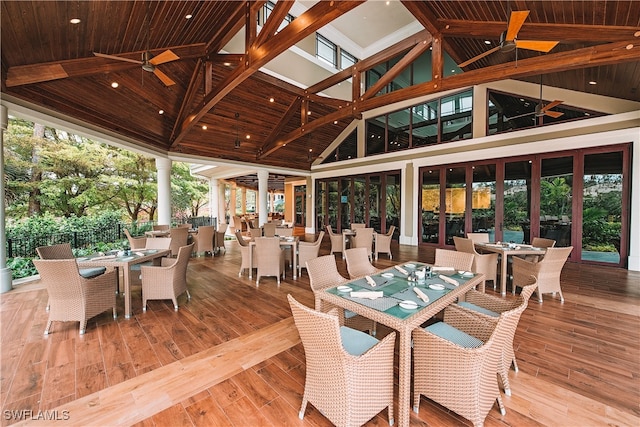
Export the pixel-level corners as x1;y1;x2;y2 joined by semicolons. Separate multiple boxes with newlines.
1;236;639;426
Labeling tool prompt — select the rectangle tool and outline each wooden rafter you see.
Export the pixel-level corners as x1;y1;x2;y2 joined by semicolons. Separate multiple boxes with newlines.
170;0;365;148
257;97;302;158
170;58;204;143
252;0;294;49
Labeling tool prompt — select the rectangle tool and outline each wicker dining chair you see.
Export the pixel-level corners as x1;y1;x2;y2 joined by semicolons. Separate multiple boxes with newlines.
254;237;285;287
524;237;557;262
168;227;189;256
350;227;375;260
326;225;344;257
375;225;395;260
350;223;366;229
235;230;253;277
412;295;532;426
434;248;474;272
262;222;277;237
297;231;325;277
33;259;117;335
287;295;396;427
344;247;379;279
152;224;170;231
453;236;497;292
192;225;215;256
512;246;573;301
248;225;263;240
141;243;194;312
306;255;376;334
36;243;107;279
456;277;538;397
466;232;490;243
214;223;228;253
123;228;147;249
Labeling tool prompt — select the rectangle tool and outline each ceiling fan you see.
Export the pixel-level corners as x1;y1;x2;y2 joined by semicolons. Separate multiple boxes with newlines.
507;76;564;122
458;10;559;68
93;49;179;86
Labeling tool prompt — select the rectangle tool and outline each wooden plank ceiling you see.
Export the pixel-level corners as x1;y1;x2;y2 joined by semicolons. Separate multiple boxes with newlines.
2;1;639;174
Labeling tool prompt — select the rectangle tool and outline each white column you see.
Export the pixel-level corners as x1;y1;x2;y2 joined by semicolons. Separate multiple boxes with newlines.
230;184;237;217
241;188;247;215
257;169;269;226
155;158;172;226
218;182;226;225
0;104;12;292
209;178;219;224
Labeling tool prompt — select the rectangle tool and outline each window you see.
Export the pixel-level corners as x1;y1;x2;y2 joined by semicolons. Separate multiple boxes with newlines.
340;49;357;70
317;34;337;67
261;2;294;31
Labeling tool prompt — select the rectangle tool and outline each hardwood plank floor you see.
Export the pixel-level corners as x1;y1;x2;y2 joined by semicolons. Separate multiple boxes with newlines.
1;237;638;426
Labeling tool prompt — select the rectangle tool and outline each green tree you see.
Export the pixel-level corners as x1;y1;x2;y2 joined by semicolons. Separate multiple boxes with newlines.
106;150;157;222
171;162;209;219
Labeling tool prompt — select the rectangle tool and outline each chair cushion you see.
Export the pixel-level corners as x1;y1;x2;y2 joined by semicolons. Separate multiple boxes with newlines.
457;301;500;317
339;326;379;356
344;309;357;319
130;262;153;271
79;267;106;279
424;322;483;348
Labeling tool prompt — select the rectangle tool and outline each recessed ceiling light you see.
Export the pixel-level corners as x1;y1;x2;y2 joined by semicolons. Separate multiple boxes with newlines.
307;111;311;115
223;62;231;66
185;14;193;19
70;18;81;24
202;125;207;130
484;40;491;45
333;120;338;124
589;81;597;85
111;82;119;88
269;97;274;102
245;135;250;139
158;109;164;115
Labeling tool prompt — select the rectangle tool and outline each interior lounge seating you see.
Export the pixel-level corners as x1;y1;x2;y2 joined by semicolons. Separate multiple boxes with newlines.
455;277;538;396
434;248;474;272
287;295;396;427
192;225;215;256
326;225;344;257
375;225;396;260
453;236;498;292
306;255;376;334
344;247;379;279
297;231;325;277
254;237;285;287
33;259;117;335
141;243;194;312
512;246;573;301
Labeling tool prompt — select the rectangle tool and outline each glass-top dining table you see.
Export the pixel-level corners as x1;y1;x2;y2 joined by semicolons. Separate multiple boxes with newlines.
319;262;484;427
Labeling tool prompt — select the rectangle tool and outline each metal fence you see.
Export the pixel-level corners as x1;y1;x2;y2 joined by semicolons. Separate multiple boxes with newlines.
6;216;215;258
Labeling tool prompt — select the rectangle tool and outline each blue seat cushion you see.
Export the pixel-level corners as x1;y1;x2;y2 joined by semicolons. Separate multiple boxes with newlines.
79;267;106;279
130;262;153;271
458;301;500;317
339;326;379;356
344;309;357;319
425;322;483;348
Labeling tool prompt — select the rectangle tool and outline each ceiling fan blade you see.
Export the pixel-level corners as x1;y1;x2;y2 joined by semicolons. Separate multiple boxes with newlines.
544;110;564;118
506;111;535;121
149;50;179;65
458;45;501;68
541;100;563;112
153;68;176;86
505;10;530;41
515;40;559;52
93;52;142;65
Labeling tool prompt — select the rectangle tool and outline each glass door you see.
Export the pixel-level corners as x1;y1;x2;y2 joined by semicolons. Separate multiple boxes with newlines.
581;152;623;264
445;167;466;245
420;168;441;244
294;185;306;227
328;180;338;229
503;160;532;244
369;175;382;232
540;156;573;247
471;163;496;240
340;178;351;231
353;177;367;224
385;173;401;236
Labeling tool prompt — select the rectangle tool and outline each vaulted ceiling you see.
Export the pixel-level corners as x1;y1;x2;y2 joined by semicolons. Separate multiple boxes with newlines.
2;1;639;175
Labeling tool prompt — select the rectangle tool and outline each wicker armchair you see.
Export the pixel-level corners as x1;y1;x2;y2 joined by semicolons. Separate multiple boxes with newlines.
457;277;538;396
123;229;147;249
326;225;344;257
254;237;285;286
141;243;194;312
375;225;395;260
512;246;573;301
297;231;325;276
434;248;474;272
287;295;396;427
153;224;170;231
345;247;379;279
524;237;557;262
248;225;263;240
466;232;490;243
145;237;171;250
454;236;497;292
33;259;117;335
214;223;228;253
412;297;534;426
306;255;375;334
350;227;374;260
168;227;189;256
262;222;277;237
192;225;215;256
235;230;252;277
36;243;106;279
350;223;366;229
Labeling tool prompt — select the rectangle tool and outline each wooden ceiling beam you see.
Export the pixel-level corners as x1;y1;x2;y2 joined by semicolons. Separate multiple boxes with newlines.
361;40;640;111
205;2;247;54
170;58;204;142
5;44;207;87
171;0;365;148
440;20;640;42
258;97;302;159
252;0;294;48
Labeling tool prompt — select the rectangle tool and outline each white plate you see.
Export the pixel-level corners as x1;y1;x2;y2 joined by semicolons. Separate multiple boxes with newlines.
462;271;474;277
146;249;158;254
399;300;418;310
429;284;445;291
120;256;134;261
404;263;416;268
381;272;394;278
337;286;352;292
